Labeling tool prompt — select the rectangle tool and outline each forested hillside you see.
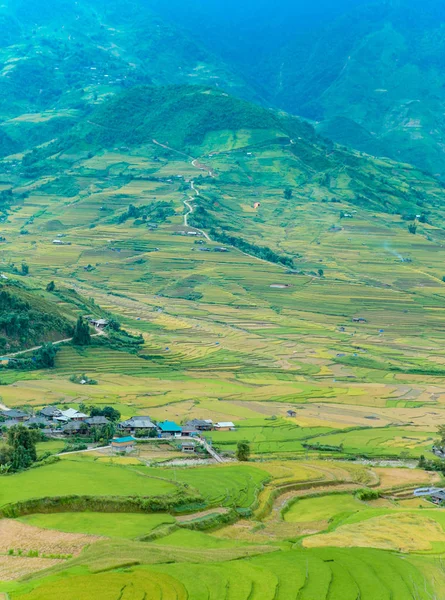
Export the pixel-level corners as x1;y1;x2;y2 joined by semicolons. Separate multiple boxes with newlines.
0;284;73;353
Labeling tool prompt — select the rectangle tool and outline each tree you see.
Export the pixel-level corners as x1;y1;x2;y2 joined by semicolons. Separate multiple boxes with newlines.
318;269;324;277
72;316;91;346
7;425;38;470
108;318;121;331
36;343;58;368
284;188;293;200
46;281;55;292
408;223;417;235
89;406;121;422
11;445;33;471
236;440;250;462
438;424;445;446
101;406;121;422
21;263;29;275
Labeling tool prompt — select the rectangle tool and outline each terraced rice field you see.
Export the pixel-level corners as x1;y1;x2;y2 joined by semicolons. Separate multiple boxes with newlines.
3;115;445;597
8;548;443;599
18;513;175;539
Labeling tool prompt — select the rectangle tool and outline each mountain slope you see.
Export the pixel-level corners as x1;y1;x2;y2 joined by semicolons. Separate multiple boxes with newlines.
260;0;445;177
0;0;256;120
0;282;74;354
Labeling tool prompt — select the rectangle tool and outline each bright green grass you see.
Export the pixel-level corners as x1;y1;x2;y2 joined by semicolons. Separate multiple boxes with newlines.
284;493;367;523
7;547;441;599
36;440;66;457
308;427;435;458
0;460;177;507
152;529;246;549
18;512;175;539
153;464;270;508
210;421;332;454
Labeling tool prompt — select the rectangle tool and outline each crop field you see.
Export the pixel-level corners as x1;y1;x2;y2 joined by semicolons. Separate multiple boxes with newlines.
2;107;445;597
0;459;178;507
308;427;436;458
19;513;175;539
5;547;444;599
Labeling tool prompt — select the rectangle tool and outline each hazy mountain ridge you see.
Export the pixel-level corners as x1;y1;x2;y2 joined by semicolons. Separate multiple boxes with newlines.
0;0;257;120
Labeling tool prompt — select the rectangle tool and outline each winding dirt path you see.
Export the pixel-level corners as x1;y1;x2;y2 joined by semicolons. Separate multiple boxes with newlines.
3;328;106;359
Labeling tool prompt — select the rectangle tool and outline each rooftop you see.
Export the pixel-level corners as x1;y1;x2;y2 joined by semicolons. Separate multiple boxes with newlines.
158;421;182;432
112;436;136;444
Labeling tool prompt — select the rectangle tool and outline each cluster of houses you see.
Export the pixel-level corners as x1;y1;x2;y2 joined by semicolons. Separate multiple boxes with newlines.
0;407;110;436
0;407;235;444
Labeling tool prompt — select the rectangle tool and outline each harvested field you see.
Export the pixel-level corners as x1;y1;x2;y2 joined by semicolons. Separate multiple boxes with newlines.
0;520;100;556
0;556;63;581
375;466;440;489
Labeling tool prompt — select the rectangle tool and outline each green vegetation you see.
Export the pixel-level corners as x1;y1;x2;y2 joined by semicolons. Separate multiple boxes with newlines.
72;317;91;346
0;11;445;596
0;285;72;353
19;512;176;539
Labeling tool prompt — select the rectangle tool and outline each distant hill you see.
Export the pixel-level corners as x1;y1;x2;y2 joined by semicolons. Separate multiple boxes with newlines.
15;84;445;243
0;0;256;120
71;85;314;152
251;0;445;177
143;0;445;177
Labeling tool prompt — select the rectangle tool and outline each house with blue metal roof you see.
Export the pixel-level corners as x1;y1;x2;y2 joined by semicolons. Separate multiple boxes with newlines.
111;436;136;453
158;421;182;438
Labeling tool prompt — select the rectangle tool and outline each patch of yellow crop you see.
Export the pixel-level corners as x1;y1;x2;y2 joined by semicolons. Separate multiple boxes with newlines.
304;512;445;552
374;467;440;489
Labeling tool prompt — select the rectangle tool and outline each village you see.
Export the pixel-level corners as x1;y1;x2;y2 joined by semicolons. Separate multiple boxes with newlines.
0;406;235;459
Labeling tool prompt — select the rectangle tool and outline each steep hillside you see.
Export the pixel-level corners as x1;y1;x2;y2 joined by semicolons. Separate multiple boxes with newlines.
145;0;445;177
0;282;74;353
21;84;445;222
1;86;445;383
68;85;315;152
259;0;445;177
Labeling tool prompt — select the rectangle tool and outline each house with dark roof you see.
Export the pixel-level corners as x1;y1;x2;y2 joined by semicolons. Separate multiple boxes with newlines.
63;421;87;435
158;421;182;438
38;406;62;419
181;425;199;437
430;490;445;505
119;417;156;435
2;419;21;429
85;416;110;426
287;410;297;418
27;417;52;428
185;419;213;431
1;409;28;422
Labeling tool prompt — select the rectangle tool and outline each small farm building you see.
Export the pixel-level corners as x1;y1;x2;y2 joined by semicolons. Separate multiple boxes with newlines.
430;490;445;505
214;422;235;431
111;436;136;453
287;410;297;418
90;318;109;328
181;441;196;453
